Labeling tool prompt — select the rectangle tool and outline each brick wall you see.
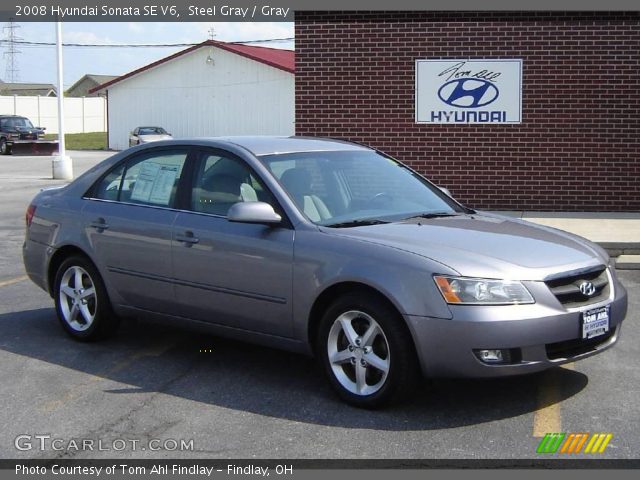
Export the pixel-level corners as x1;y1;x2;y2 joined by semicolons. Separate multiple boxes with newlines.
295;12;640;211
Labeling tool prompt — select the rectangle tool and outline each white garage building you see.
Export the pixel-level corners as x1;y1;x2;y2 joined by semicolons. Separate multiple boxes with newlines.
92;40;295;151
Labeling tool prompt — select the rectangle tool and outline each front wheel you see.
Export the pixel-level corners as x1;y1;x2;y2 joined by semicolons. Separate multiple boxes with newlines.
0;138;11;155
53;255;119;341
316;293;420;408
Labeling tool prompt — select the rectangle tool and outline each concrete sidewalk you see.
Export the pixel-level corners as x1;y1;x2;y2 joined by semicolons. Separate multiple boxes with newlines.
493;211;640;269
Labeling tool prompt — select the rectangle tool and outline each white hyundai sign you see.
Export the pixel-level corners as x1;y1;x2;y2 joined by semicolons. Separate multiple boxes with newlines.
415;59;522;124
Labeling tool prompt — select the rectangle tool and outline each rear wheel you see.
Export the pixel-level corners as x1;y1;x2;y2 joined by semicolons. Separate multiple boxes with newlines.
53;255;119;341
316;293;420;408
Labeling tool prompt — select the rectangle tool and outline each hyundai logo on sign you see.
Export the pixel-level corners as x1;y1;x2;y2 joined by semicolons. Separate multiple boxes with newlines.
437;78;500;108
415;59;522;124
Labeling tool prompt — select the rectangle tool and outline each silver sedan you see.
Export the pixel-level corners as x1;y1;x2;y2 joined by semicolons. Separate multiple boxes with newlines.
22;137;627;408
128;126;172;147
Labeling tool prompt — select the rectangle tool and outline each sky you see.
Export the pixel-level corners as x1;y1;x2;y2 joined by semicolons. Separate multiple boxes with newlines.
1;22;294;88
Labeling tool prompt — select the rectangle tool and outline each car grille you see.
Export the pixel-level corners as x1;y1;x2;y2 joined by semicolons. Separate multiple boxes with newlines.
544;265;610;309
546;330;615;360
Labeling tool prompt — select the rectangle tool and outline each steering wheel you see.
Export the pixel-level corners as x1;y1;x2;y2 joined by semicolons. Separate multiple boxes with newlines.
368;192;394;205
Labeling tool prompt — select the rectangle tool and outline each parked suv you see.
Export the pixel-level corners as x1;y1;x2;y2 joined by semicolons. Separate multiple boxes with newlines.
0;114;57;155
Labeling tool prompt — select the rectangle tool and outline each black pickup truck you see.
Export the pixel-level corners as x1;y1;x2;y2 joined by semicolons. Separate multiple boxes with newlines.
0;115;58;155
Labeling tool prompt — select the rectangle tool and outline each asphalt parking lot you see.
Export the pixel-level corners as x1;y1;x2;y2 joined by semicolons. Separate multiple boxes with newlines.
0;152;638;460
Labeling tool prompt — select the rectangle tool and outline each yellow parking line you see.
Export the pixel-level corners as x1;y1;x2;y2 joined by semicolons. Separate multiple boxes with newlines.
533;363;574;437
533;395;561;437
0;275;28;288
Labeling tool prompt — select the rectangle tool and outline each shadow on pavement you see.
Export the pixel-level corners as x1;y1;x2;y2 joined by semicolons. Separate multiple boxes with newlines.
0;307;588;431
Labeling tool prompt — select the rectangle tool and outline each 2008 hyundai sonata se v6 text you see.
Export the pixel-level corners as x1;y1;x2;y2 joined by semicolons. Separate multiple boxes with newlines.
23;137;628;407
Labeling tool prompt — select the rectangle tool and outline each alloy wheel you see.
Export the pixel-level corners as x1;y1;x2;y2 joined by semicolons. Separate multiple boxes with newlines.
58;266;97;332
327;310;390;396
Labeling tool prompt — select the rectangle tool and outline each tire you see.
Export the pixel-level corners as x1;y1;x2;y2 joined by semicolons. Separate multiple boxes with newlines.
53;255;120;341
316;293;420;408
0;138;11;155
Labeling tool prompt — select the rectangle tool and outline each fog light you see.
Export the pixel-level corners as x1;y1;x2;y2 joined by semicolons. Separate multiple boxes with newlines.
479;349;503;362
474;348;521;365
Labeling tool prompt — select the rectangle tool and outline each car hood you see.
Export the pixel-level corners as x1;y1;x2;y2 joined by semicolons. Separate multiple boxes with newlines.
139;134;172;142
322;213;608;280
4;126;44;134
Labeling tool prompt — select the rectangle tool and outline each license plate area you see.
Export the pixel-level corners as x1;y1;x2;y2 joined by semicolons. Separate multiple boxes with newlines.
581;305;610;339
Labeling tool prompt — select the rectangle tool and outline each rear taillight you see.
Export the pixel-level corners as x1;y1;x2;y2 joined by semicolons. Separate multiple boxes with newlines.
25;204;36;228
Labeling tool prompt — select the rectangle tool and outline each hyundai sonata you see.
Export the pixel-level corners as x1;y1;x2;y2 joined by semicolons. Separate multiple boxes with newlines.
23;137;627;407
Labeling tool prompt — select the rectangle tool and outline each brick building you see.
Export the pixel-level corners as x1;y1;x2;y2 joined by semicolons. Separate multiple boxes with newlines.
295;12;640;211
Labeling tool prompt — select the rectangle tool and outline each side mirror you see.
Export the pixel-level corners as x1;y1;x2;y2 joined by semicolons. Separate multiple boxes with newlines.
439;186;453;197
227;201;282;224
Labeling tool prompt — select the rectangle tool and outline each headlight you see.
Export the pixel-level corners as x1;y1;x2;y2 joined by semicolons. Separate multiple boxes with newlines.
434;275;534;305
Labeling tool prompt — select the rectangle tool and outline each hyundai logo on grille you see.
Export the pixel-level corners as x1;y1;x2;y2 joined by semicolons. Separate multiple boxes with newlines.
579;281;597;297
437;78;500;108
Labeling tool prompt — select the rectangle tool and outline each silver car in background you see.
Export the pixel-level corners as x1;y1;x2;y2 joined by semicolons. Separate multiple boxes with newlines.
128;126;172;147
23;137;627;408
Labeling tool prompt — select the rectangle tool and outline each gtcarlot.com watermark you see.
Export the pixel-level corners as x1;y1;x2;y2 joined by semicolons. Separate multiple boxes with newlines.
15;434;194;452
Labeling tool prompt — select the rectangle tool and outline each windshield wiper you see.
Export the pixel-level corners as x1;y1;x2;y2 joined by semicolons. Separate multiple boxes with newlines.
324;218;390;228
401;212;462;221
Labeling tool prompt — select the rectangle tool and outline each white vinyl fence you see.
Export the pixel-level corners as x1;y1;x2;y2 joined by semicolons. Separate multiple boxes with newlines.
0;95;106;134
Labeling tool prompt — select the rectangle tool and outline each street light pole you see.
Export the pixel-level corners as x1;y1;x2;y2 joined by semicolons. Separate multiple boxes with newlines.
52;21;72;180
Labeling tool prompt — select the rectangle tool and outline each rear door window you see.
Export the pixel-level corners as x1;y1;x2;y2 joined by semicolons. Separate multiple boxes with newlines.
91;149;189;208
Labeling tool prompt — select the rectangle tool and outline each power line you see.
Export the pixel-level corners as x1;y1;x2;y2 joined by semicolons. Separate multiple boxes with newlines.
235;38;295;45
0;37;295;48
0;40;193;47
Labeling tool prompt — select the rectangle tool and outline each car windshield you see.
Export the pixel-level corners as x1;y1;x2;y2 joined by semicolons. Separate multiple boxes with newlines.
139;127;167;135
2;117;34;129
259;150;467;226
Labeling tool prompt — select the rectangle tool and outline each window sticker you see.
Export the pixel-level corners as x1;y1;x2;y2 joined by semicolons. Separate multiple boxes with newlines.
130;162;179;205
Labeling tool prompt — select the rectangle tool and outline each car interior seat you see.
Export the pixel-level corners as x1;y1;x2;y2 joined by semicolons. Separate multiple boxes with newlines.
280;168;331;222
196;173;258;215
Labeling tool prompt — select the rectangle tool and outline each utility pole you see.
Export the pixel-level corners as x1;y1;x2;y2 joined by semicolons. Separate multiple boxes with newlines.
52;21;72;180
3;20;21;82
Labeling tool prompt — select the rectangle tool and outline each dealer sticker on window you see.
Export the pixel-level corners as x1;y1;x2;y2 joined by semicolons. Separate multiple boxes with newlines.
581;305;610;339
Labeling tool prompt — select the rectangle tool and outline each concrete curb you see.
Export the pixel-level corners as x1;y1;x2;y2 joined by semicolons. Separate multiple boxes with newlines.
615;255;640;270
596;244;640;258
487;211;640;270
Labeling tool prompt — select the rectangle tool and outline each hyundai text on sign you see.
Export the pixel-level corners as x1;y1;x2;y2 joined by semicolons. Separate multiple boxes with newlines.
415;59;522;124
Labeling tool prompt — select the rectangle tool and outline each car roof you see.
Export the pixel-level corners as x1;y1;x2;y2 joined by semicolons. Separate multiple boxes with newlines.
207;136;372;156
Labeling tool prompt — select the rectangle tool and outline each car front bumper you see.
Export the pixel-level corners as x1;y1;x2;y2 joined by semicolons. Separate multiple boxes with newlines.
405;277;628;378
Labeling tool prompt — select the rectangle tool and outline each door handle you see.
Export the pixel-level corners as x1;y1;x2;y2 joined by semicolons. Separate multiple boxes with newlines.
175;231;199;245
89;218;109;231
